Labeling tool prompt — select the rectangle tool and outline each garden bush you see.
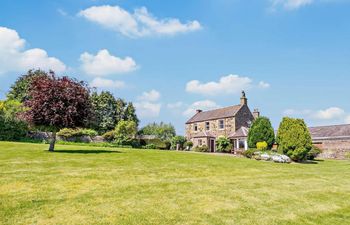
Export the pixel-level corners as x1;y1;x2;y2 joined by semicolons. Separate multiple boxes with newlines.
276;117;312;162
307;146;322;160
57;128;98;139
193;145;209;152
144;138;168;150
256;141;268;151
144;144;157;149
243;148;258;158
171;136;186;150
0;117;28;141
102;131;116;142
216;136;232;153
184;141;193;151
0;100;28;141
247;116;275;149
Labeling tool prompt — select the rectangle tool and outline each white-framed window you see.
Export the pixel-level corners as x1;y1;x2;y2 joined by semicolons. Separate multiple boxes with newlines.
205;122;210;130
219;120;225;129
194;123;198;131
198;139;203;146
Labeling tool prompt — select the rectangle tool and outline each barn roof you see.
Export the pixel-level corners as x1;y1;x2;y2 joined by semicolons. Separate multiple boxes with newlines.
309;124;350;140
186;105;242;124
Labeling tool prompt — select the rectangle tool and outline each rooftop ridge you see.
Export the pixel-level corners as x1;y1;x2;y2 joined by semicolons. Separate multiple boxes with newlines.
198;104;242;113
309;124;350;129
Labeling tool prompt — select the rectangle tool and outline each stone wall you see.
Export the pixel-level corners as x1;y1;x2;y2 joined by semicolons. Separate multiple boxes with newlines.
317;139;350;159
235;105;255;130
185;117;235;142
27;131;105;143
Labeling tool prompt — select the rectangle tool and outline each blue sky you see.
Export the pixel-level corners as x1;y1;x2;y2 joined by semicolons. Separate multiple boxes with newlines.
1;0;350;134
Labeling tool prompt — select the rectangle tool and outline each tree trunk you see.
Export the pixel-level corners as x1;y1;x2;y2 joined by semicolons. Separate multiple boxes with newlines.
49;131;57;152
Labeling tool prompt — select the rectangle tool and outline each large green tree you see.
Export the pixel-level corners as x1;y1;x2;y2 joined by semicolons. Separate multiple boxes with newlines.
90;91;118;134
247;116;275;149
7;69;48;102
90;92;139;134
276;117;312;162
123;102;139;127
139;122;176;140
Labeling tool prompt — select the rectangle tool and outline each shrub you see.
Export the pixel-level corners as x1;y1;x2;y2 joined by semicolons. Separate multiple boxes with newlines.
0;100;28;141
276;117;312;162
171;136;186;150
184;141;193;151
248;116;275;149
131;139;141;149
114;120;137;145
0;117;28;141
243;148;258;158
144;144;157;149
144;138;168;150
216;136;232;153
193;145;209;152
57;128;98;139
164;140;172;150
256;141;268;151
288;147;309;162
102;130;116;142
307;146;322;160
79;129;98;137
57;128;76;138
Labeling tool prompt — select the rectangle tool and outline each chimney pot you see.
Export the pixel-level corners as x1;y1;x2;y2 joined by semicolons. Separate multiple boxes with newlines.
196;109;202;114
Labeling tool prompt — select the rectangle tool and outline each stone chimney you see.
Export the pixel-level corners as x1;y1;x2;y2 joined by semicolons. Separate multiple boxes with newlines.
253;108;260;119
240;90;247;105
196;109;202;114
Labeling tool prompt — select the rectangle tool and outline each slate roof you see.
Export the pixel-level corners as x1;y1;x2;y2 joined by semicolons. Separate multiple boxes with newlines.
309;124;350;140
229;127;249;138
186;105;242;124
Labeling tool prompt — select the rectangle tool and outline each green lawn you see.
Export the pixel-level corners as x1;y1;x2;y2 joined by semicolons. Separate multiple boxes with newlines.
0;142;349;225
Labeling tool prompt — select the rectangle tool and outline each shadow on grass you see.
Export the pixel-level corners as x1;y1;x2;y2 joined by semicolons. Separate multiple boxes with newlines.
298;160;319;164
51;149;122;154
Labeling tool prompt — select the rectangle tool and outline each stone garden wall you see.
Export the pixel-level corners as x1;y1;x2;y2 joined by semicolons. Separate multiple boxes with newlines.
28;131;105;143
317;140;350;160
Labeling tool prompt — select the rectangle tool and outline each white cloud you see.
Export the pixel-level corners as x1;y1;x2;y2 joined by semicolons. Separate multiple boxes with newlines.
183;100;220;117
80;49;137;76
313;107;345;120
90;77;125;89
137;89;161;102
284;109;312;116
134;101;161;118
135;90;162;118
345;115;350;124
186;74;253;96
258;81;271;89
284;107;346;120
167;101;184;109
0;27;66;74
270;0;314;10
78;5;201;38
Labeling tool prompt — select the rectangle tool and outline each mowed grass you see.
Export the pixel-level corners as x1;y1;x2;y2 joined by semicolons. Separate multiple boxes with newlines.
0;142;349;225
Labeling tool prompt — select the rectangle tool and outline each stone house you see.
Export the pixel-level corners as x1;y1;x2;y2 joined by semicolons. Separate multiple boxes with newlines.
185;91;259;153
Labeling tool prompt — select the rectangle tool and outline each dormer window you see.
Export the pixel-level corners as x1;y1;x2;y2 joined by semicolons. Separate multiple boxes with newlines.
205;122;210;130
194;123;198;131
219;120;225;129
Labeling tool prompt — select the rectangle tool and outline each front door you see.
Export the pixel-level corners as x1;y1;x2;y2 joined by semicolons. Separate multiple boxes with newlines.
210;139;215;153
